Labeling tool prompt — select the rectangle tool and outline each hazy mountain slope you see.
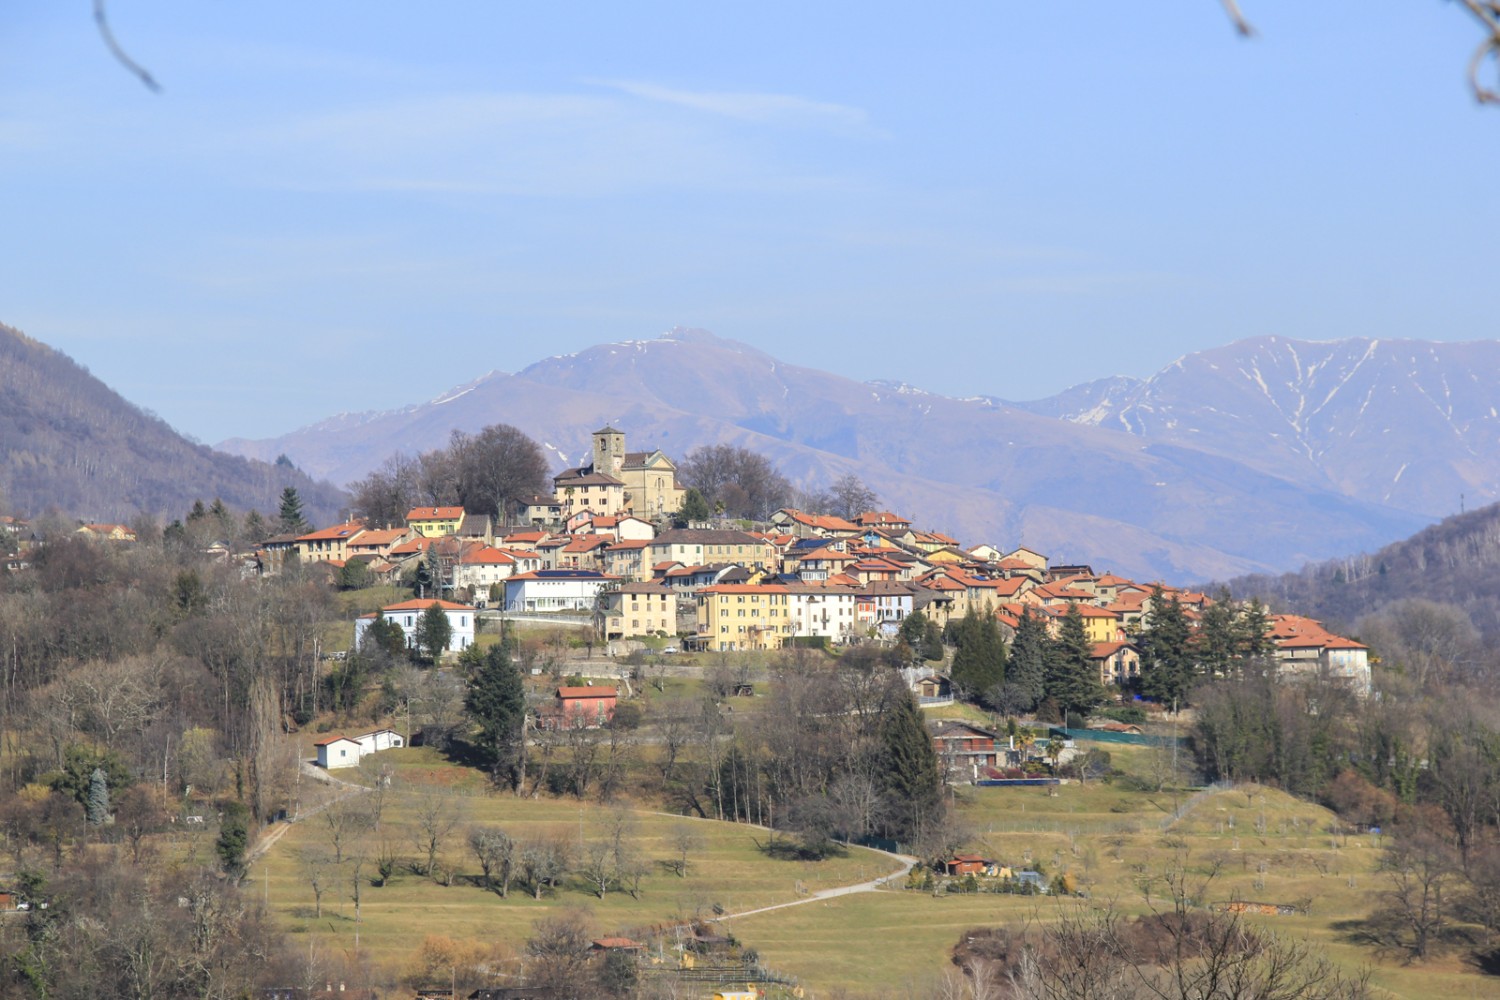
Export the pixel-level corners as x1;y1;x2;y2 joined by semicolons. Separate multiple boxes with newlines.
221;329;1426;581
0;323;344;524
1223;500;1500;639
1012;336;1500;518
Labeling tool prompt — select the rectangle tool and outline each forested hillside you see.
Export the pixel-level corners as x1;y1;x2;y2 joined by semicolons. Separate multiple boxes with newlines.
1223;500;1500;639
0;322;344;523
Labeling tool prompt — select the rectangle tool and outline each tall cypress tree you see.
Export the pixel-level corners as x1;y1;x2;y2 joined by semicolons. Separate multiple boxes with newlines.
879;690;943;846
1007;609;1050;710
1140;589;1195;706
86;767;110;827
1044;605;1105;725
466;641;528;789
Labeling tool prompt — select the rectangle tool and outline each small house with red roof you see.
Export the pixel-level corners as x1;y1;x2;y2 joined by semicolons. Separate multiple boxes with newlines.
536;685;618;730
314;735;362;769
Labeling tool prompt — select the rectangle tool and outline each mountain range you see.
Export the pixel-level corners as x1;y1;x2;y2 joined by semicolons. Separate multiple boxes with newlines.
1010;336;1500;519
218;329;1477;581
0;323;345;527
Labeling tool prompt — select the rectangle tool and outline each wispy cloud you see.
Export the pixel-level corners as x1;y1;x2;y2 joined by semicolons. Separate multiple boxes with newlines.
596;79;881;136
209;88;873;198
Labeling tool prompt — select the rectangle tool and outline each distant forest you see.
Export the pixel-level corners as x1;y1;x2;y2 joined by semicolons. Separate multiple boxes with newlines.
1223;501;1500;641
0;323;344;524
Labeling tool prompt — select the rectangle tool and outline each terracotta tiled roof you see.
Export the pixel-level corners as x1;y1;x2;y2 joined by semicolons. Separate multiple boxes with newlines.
406;506;464;521
557;686;617;699
381;599;475;612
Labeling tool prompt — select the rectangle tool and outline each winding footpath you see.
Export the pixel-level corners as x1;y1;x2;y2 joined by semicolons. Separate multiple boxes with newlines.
650;810;919;923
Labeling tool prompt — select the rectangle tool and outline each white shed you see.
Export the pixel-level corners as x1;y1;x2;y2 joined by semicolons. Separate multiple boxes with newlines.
314;735;362;769
354;728;404;754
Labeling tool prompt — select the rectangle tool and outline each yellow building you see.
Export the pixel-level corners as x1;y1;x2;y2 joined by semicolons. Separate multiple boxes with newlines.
1074;605;1122;644
599;581;679;639
695;584;790;651
405;506;466;538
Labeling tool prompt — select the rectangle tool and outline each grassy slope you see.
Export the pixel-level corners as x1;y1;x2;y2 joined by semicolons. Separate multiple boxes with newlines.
741;776;1481;998
254;748;899;980
255;742;1492;998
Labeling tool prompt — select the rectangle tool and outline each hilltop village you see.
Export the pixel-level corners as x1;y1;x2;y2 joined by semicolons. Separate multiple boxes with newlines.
239;426;1370;700
9;425;1500;1000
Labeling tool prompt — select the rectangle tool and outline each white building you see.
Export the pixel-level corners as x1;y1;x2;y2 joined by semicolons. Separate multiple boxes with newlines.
355;599;476;653
450;545;519;593
314;727;405;769
786;584;860;642
503;570;619;613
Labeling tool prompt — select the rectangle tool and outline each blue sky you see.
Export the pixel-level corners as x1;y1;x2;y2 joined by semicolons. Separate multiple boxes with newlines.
3;2;1497;443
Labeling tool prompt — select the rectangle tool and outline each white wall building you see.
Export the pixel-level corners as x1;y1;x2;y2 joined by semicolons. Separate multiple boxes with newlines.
314;728;406;769
786;585;860;642
503;570;620;613
355;599;476;653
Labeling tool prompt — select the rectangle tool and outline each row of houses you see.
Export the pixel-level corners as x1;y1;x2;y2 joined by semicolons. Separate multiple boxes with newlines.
36;423;1355;694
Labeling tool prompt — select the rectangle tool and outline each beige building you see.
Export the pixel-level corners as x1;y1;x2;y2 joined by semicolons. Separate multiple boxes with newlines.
553;470;628;518
295;521;366;563
587;426;686;519
648;528;779;571
598;581;679;639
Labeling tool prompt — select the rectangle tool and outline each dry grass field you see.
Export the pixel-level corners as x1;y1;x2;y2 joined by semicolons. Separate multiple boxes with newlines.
252;738;1500;998
254;747;902;984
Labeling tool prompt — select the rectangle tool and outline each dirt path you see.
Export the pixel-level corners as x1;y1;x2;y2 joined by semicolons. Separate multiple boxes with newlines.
716;848;918;921
644;812;920;923
245;760;369;865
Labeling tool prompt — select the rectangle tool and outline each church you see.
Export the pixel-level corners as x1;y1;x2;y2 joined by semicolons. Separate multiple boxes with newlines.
553;425;687;520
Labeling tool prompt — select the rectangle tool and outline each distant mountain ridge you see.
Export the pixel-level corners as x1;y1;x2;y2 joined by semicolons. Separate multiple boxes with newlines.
0;322;345;525
1009;336;1500;518
220;328;1431;582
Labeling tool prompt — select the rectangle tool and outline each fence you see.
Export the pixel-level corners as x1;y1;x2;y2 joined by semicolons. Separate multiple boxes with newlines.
1049;726;1187;748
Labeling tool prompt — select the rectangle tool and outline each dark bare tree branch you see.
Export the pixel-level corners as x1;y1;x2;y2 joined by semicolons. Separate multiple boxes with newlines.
94;0;162;93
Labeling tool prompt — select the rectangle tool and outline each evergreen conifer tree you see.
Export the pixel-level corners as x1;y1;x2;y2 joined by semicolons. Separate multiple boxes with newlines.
1196;590;1240;678
1007;609;1050;710
1238;597;1273;661
1139;589;1196;706
277;487;307;534
216;802;250;880
879;690;943;845
677;487;711;525
1044;605;1105;725
950;608;1006;705
86;767;109;826
465;641;528;789
414;602;453;663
